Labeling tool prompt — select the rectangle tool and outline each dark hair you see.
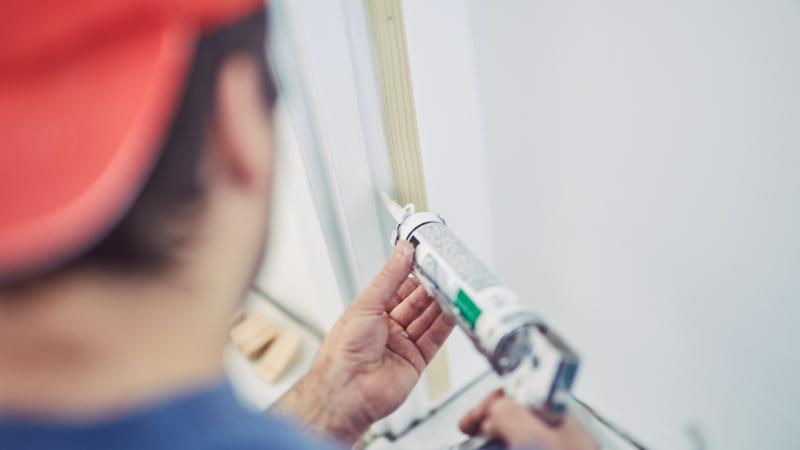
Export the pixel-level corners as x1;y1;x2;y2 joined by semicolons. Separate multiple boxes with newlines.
81;10;277;272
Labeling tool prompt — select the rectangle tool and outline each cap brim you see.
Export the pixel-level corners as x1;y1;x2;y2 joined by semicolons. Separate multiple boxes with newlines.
0;24;195;280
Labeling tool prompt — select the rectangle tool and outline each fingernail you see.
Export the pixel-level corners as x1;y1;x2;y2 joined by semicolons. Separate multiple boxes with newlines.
395;241;414;258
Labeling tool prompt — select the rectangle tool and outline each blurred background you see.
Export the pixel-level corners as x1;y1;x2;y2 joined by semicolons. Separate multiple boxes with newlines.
227;1;800;449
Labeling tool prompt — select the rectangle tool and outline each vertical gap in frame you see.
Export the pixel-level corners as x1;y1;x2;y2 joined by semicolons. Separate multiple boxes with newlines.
390;1;426;211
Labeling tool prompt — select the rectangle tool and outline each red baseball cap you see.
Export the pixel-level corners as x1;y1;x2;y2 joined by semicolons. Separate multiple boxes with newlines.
0;0;265;281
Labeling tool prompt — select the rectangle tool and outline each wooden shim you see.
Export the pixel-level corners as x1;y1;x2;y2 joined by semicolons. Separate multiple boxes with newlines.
229;313;280;359
256;330;302;383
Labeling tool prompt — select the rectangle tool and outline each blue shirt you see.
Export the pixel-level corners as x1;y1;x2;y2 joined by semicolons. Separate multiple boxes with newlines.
0;381;340;450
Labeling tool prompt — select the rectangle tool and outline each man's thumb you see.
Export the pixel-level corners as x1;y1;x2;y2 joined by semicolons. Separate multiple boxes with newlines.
352;241;414;313
486;398;553;447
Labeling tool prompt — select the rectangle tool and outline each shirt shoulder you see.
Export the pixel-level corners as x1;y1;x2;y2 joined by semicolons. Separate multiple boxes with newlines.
197;412;340;450
0;381;341;450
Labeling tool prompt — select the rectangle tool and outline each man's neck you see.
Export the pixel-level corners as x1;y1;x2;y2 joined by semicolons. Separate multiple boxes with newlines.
0;270;229;419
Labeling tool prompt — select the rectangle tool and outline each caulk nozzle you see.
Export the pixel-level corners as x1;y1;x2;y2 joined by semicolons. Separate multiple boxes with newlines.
380;192;412;223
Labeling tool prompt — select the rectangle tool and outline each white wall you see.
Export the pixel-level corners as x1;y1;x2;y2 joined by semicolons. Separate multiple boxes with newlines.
464;1;800;449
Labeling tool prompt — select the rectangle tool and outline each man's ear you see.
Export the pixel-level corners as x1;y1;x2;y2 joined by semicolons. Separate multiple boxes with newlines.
212;54;273;189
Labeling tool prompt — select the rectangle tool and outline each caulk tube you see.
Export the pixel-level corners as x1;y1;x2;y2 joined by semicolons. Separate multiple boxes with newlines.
407;220;537;374
381;194;536;374
380;194;579;419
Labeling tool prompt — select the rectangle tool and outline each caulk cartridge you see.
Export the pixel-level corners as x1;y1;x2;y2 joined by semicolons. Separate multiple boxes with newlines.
380;193;580;420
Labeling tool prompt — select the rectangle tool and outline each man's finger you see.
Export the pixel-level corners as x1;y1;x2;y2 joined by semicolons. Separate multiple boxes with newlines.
389;284;432;325
458;389;504;435
406;302;442;342
351;241;414;313
386;321;427;373
415;311;456;362
484;397;554;447
386;277;421;312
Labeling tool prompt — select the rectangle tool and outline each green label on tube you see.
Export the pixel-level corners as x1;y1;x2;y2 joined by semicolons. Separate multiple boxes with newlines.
455;289;482;328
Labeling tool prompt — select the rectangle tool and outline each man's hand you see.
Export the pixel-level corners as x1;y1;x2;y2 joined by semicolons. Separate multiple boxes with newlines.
459;390;600;450
273;241;455;445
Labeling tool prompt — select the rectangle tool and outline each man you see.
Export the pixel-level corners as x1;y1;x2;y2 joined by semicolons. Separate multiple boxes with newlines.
0;1;597;449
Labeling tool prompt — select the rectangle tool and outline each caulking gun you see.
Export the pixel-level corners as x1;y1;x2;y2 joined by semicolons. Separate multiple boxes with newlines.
381;193;580;426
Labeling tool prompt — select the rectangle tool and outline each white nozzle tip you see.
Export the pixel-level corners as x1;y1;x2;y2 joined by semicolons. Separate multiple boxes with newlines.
379;192;408;222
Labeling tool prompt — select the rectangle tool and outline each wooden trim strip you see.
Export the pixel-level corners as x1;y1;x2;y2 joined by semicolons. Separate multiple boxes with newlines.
366;0;428;211
365;0;449;402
